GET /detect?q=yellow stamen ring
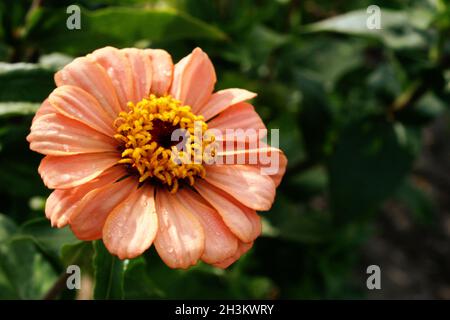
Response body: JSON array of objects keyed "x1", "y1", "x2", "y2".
[{"x1": 113, "y1": 94, "x2": 214, "y2": 193}]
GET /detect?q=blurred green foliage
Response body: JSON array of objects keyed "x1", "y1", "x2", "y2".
[{"x1": 0, "y1": 0, "x2": 449, "y2": 299}]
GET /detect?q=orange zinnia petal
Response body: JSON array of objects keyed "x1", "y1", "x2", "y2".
[
  {"x1": 177, "y1": 189, "x2": 239, "y2": 264},
  {"x1": 145, "y1": 49, "x2": 173, "y2": 97},
  {"x1": 213, "y1": 241, "x2": 254, "y2": 269},
  {"x1": 32, "y1": 99, "x2": 57, "y2": 124},
  {"x1": 122, "y1": 48, "x2": 153, "y2": 103},
  {"x1": 216, "y1": 144, "x2": 288, "y2": 187},
  {"x1": 207, "y1": 102, "x2": 266, "y2": 141},
  {"x1": 154, "y1": 188, "x2": 205, "y2": 269},
  {"x1": 195, "y1": 180, "x2": 261, "y2": 243},
  {"x1": 48, "y1": 85, "x2": 115, "y2": 136},
  {"x1": 205, "y1": 165, "x2": 276, "y2": 211},
  {"x1": 90, "y1": 46, "x2": 134, "y2": 110},
  {"x1": 45, "y1": 166, "x2": 127, "y2": 228},
  {"x1": 69, "y1": 176, "x2": 136, "y2": 240},
  {"x1": 170, "y1": 47, "x2": 216, "y2": 112},
  {"x1": 55, "y1": 56, "x2": 121, "y2": 118},
  {"x1": 199, "y1": 89, "x2": 257, "y2": 121},
  {"x1": 28, "y1": 113, "x2": 117, "y2": 155},
  {"x1": 103, "y1": 184, "x2": 158, "y2": 260},
  {"x1": 38, "y1": 152, "x2": 119, "y2": 189}
]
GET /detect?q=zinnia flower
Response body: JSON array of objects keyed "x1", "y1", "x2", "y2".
[{"x1": 27, "y1": 46, "x2": 287, "y2": 268}]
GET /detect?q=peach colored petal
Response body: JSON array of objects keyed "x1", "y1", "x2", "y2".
[
  {"x1": 195, "y1": 180, "x2": 261, "y2": 243},
  {"x1": 103, "y1": 185, "x2": 158, "y2": 259},
  {"x1": 89, "y1": 47, "x2": 133, "y2": 110},
  {"x1": 38, "y1": 153, "x2": 119, "y2": 189},
  {"x1": 28, "y1": 113, "x2": 118, "y2": 156},
  {"x1": 122, "y1": 48, "x2": 152, "y2": 103},
  {"x1": 207, "y1": 102, "x2": 265, "y2": 141},
  {"x1": 145, "y1": 49, "x2": 173, "y2": 96},
  {"x1": 205, "y1": 165, "x2": 276, "y2": 211},
  {"x1": 170, "y1": 47, "x2": 216, "y2": 111},
  {"x1": 154, "y1": 188, "x2": 205, "y2": 269},
  {"x1": 215, "y1": 144, "x2": 287, "y2": 187},
  {"x1": 177, "y1": 189, "x2": 238, "y2": 264},
  {"x1": 55, "y1": 56, "x2": 121, "y2": 119},
  {"x1": 260, "y1": 147, "x2": 287, "y2": 187},
  {"x1": 45, "y1": 166, "x2": 126, "y2": 228},
  {"x1": 247, "y1": 146, "x2": 288, "y2": 187},
  {"x1": 48, "y1": 85, "x2": 115, "y2": 136},
  {"x1": 46, "y1": 190, "x2": 80, "y2": 229},
  {"x1": 69, "y1": 177, "x2": 136, "y2": 240},
  {"x1": 199, "y1": 89, "x2": 257, "y2": 121},
  {"x1": 213, "y1": 241, "x2": 253, "y2": 269},
  {"x1": 32, "y1": 99, "x2": 57, "y2": 124}
]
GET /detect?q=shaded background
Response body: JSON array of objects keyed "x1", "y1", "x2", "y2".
[{"x1": 0, "y1": 0, "x2": 449, "y2": 299}]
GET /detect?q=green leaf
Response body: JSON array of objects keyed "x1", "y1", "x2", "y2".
[
  {"x1": 124, "y1": 250, "x2": 272, "y2": 299},
  {"x1": 303, "y1": 9, "x2": 431, "y2": 49},
  {"x1": 0, "y1": 120, "x2": 47, "y2": 199},
  {"x1": 0, "y1": 63, "x2": 55, "y2": 102},
  {"x1": 18, "y1": 218, "x2": 79, "y2": 259},
  {"x1": 267, "y1": 112, "x2": 305, "y2": 165},
  {"x1": 278, "y1": 38, "x2": 366, "y2": 92},
  {"x1": 222, "y1": 24, "x2": 289, "y2": 73},
  {"x1": 123, "y1": 257, "x2": 164, "y2": 299},
  {"x1": 0, "y1": 102, "x2": 40, "y2": 118},
  {"x1": 0, "y1": 238, "x2": 57, "y2": 299},
  {"x1": 0, "y1": 214, "x2": 17, "y2": 244},
  {"x1": 328, "y1": 119, "x2": 421, "y2": 222},
  {"x1": 93, "y1": 241, "x2": 124, "y2": 299},
  {"x1": 264, "y1": 194, "x2": 332, "y2": 244},
  {"x1": 38, "y1": 53, "x2": 73, "y2": 70},
  {"x1": 123, "y1": 252, "x2": 232, "y2": 299},
  {"x1": 400, "y1": 92, "x2": 448, "y2": 126},
  {"x1": 284, "y1": 166, "x2": 328, "y2": 200},
  {"x1": 25, "y1": 6, "x2": 228, "y2": 56}
]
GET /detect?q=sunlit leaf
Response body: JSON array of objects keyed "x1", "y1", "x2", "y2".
[
  {"x1": 303, "y1": 9, "x2": 432, "y2": 49},
  {"x1": 25, "y1": 6, "x2": 228, "y2": 56},
  {"x1": 0, "y1": 102, "x2": 40, "y2": 117}
]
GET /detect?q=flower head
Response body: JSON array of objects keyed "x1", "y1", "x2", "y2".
[{"x1": 27, "y1": 46, "x2": 287, "y2": 268}]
